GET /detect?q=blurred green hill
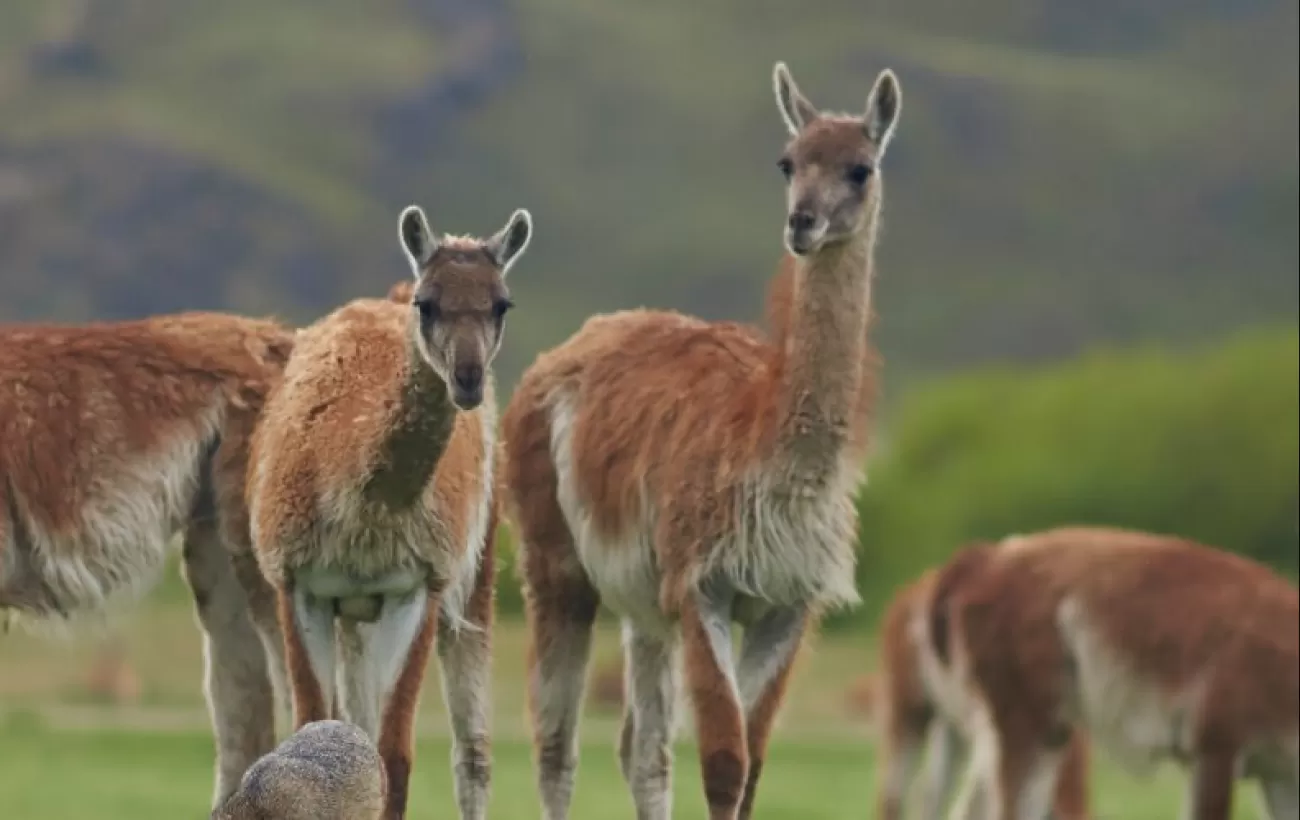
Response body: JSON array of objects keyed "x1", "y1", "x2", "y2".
[{"x1": 0, "y1": 0, "x2": 1296, "y2": 388}]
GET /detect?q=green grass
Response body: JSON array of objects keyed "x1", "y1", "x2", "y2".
[
  {"x1": 0, "y1": 712, "x2": 1268, "y2": 819},
  {"x1": 0, "y1": 577, "x2": 1272, "y2": 819}
]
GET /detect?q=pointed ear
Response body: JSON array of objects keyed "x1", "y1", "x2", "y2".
[
  {"x1": 773, "y1": 61, "x2": 819, "y2": 136},
  {"x1": 398, "y1": 205, "x2": 437, "y2": 277},
  {"x1": 864, "y1": 69, "x2": 902, "y2": 152},
  {"x1": 485, "y1": 208, "x2": 533, "y2": 275}
]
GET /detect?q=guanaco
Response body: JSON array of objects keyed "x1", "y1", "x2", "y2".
[
  {"x1": 248, "y1": 204, "x2": 531, "y2": 820},
  {"x1": 211, "y1": 719, "x2": 387, "y2": 820},
  {"x1": 0, "y1": 310, "x2": 294, "y2": 807},
  {"x1": 501, "y1": 61, "x2": 900, "y2": 820},
  {"x1": 877, "y1": 563, "x2": 1091, "y2": 820},
  {"x1": 930, "y1": 527, "x2": 1298, "y2": 820}
]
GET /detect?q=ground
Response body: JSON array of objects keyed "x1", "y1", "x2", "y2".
[{"x1": 0, "y1": 571, "x2": 1269, "y2": 819}]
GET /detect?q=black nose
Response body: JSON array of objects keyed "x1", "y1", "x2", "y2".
[
  {"x1": 454, "y1": 363, "x2": 483, "y2": 393},
  {"x1": 788, "y1": 211, "x2": 816, "y2": 232}
]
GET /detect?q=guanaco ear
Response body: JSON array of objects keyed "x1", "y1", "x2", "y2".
[
  {"x1": 773, "y1": 61, "x2": 819, "y2": 136},
  {"x1": 398, "y1": 205, "x2": 438, "y2": 277},
  {"x1": 485, "y1": 208, "x2": 533, "y2": 275},
  {"x1": 864, "y1": 69, "x2": 902, "y2": 152}
]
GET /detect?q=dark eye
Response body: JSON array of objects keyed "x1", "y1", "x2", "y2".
[
  {"x1": 413, "y1": 298, "x2": 439, "y2": 323},
  {"x1": 492, "y1": 298, "x2": 514, "y2": 320},
  {"x1": 847, "y1": 163, "x2": 873, "y2": 185},
  {"x1": 777, "y1": 157, "x2": 794, "y2": 180}
]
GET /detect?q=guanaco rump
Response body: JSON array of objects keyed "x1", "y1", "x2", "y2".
[
  {"x1": 501, "y1": 61, "x2": 900, "y2": 820},
  {"x1": 212, "y1": 719, "x2": 387, "y2": 820},
  {"x1": 928, "y1": 527, "x2": 1299, "y2": 820},
  {"x1": 876, "y1": 564, "x2": 1091, "y2": 820},
  {"x1": 248, "y1": 204, "x2": 532, "y2": 820},
  {"x1": 0, "y1": 311, "x2": 294, "y2": 806}
]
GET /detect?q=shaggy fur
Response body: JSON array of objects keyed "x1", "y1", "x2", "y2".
[
  {"x1": 931, "y1": 527, "x2": 1299, "y2": 820},
  {"x1": 876, "y1": 564, "x2": 1090, "y2": 819},
  {"x1": 248, "y1": 205, "x2": 530, "y2": 820},
  {"x1": 0, "y1": 311, "x2": 294, "y2": 807},
  {"x1": 502, "y1": 62, "x2": 900, "y2": 820}
]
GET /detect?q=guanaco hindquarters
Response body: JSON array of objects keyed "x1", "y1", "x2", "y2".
[
  {"x1": 877, "y1": 561, "x2": 1091, "y2": 820},
  {"x1": 0, "y1": 312, "x2": 294, "y2": 807},
  {"x1": 933, "y1": 527, "x2": 1298, "y2": 820}
]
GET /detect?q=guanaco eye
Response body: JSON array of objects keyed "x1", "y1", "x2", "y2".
[
  {"x1": 492, "y1": 298, "x2": 514, "y2": 320},
  {"x1": 847, "y1": 163, "x2": 873, "y2": 185},
  {"x1": 777, "y1": 157, "x2": 794, "y2": 180},
  {"x1": 413, "y1": 298, "x2": 439, "y2": 323}
]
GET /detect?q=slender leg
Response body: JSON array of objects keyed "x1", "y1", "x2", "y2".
[
  {"x1": 999, "y1": 744, "x2": 1066, "y2": 820},
  {"x1": 1050, "y1": 730, "x2": 1091, "y2": 820},
  {"x1": 681, "y1": 587, "x2": 747, "y2": 820},
  {"x1": 230, "y1": 550, "x2": 292, "y2": 734},
  {"x1": 877, "y1": 712, "x2": 927, "y2": 820},
  {"x1": 1257, "y1": 771, "x2": 1299, "y2": 820},
  {"x1": 949, "y1": 712, "x2": 998, "y2": 820},
  {"x1": 735, "y1": 604, "x2": 808, "y2": 819},
  {"x1": 526, "y1": 574, "x2": 599, "y2": 820},
  {"x1": 280, "y1": 586, "x2": 336, "y2": 727},
  {"x1": 920, "y1": 719, "x2": 969, "y2": 819},
  {"x1": 619, "y1": 620, "x2": 680, "y2": 820},
  {"x1": 337, "y1": 591, "x2": 430, "y2": 741},
  {"x1": 365, "y1": 591, "x2": 437, "y2": 820},
  {"x1": 1182, "y1": 748, "x2": 1237, "y2": 820},
  {"x1": 438, "y1": 541, "x2": 496, "y2": 820},
  {"x1": 181, "y1": 521, "x2": 276, "y2": 808}
]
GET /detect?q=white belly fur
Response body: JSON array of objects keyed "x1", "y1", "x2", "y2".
[
  {"x1": 549, "y1": 392, "x2": 861, "y2": 636},
  {"x1": 5, "y1": 405, "x2": 221, "y2": 617},
  {"x1": 1057, "y1": 595, "x2": 1203, "y2": 773}
]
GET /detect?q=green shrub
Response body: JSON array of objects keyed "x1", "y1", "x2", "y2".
[{"x1": 843, "y1": 324, "x2": 1299, "y2": 626}]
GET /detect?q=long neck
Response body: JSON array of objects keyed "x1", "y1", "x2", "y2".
[
  {"x1": 362, "y1": 325, "x2": 458, "y2": 510},
  {"x1": 775, "y1": 222, "x2": 876, "y2": 479}
]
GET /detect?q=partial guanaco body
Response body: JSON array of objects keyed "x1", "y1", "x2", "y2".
[
  {"x1": 248, "y1": 203, "x2": 530, "y2": 820},
  {"x1": 929, "y1": 527, "x2": 1299, "y2": 820},
  {"x1": 0, "y1": 310, "x2": 294, "y2": 806},
  {"x1": 876, "y1": 564, "x2": 1090, "y2": 820},
  {"x1": 211, "y1": 719, "x2": 386, "y2": 820},
  {"x1": 502, "y1": 61, "x2": 900, "y2": 820}
]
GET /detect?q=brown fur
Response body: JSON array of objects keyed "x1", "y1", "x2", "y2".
[
  {"x1": 877, "y1": 564, "x2": 1092, "y2": 819},
  {"x1": 0, "y1": 311, "x2": 294, "y2": 806},
  {"x1": 249, "y1": 206, "x2": 529, "y2": 820},
  {"x1": 0, "y1": 312, "x2": 291, "y2": 615},
  {"x1": 503, "y1": 63, "x2": 901, "y2": 820},
  {"x1": 935, "y1": 527, "x2": 1299, "y2": 820}
]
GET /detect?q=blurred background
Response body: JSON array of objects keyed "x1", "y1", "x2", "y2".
[{"x1": 0, "y1": 1, "x2": 1295, "y2": 818}]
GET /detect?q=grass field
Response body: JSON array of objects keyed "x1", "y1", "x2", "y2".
[{"x1": 0, "y1": 570, "x2": 1269, "y2": 819}]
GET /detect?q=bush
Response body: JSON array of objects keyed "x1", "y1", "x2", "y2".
[{"x1": 842, "y1": 324, "x2": 1299, "y2": 626}]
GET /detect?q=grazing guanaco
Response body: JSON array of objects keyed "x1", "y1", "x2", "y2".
[
  {"x1": 248, "y1": 204, "x2": 531, "y2": 820},
  {"x1": 211, "y1": 719, "x2": 387, "y2": 820},
  {"x1": 877, "y1": 564, "x2": 1090, "y2": 820},
  {"x1": 929, "y1": 527, "x2": 1299, "y2": 820},
  {"x1": 0, "y1": 311, "x2": 294, "y2": 807},
  {"x1": 501, "y1": 61, "x2": 900, "y2": 820}
]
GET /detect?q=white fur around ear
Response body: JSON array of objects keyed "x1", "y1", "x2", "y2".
[
  {"x1": 865, "y1": 69, "x2": 902, "y2": 152},
  {"x1": 398, "y1": 205, "x2": 438, "y2": 277},
  {"x1": 773, "y1": 61, "x2": 819, "y2": 136},
  {"x1": 486, "y1": 208, "x2": 533, "y2": 275}
]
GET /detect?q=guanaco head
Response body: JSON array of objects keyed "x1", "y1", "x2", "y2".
[
  {"x1": 772, "y1": 61, "x2": 902, "y2": 256},
  {"x1": 397, "y1": 205, "x2": 533, "y2": 410}
]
